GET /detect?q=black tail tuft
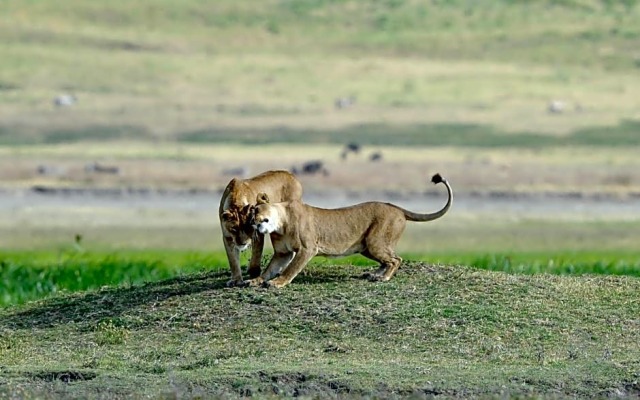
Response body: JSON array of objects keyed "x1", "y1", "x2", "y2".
[{"x1": 431, "y1": 173, "x2": 444, "y2": 184}]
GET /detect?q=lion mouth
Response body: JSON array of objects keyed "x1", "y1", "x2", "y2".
[{"x1": 236, "y1": 243, "x2": 250, "y2": 252}]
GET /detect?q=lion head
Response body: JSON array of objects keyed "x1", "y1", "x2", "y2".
[
  {"x1": 252, "y1": 193, "x2": 281, "y2": 235},
  {"x1": 221, "y1": 204, "x2": 256, "y2": 250}
]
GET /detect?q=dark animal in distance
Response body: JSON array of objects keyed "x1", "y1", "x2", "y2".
[
  {"x1": 222, "y1": 167, "x2": 249, "y2": 178},
  {"x1": 369, "y1": 152, "x2": 383, "y2": 162},
  {"x1": 290, "y1": 160, "x2": 329, "y2": 176},
  {"x1": 85, "y1": 162, "x2": 120, "y2": 175},
  {"x1": 341, "y1": 142, "x2": 362, "y2": 160}
]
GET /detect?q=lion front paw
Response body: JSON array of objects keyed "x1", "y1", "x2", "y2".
[
  {"x1": 242, "y1": 277, "x2": 265, "y2": 287},
  {"x1": 226, "y1": 278, "x2": 244, "y2": 287},
  {"x1": 262, "y1": 277, "x2": 288, "y2": 289}
]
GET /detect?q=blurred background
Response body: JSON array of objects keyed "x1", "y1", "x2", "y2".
[{"x1": 1, "y1": 0, "x2": 640, "y2": 255}]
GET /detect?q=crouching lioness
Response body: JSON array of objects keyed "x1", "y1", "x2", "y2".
[
  {"x1": 219, "y1": 170, "x2": 302, "y2": 286},
  {"x1": 244, "y1": 174, "x2": 452, "y2": 288}
]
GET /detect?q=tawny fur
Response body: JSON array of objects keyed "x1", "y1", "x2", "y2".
[
  {"x1": 245, "y1": 174, "x2": 453, "y2": 288},
  {"x1": 219, "y1": 170, "x2": 302, "y2": 286}
]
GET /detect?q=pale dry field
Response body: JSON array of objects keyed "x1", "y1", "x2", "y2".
[
  {"x1": 2, "y1": 142, "x2": 640, "y2": 194},
  {"x1": 2, "y1": 143, "x2": 639, "y2": 253}
]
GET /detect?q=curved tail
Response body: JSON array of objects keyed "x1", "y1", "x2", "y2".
[{"x1": 402, "y1": 173, "x2": 453, "y2": 222}]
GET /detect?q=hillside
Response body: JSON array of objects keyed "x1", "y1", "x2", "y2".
[
  {"x1": 1, "y1": 262, "x2": 639, "y2": 398},
  {"x1": 1, "y1": 0, "x2": 640, "y2": 145}
]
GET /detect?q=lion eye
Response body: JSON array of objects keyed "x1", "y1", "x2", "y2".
[{"x1": 263, "y1": 218, "x2": 269, "y2": 223}]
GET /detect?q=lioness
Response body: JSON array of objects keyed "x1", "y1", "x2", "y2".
[
  {"x1": 244, "y1": 173, "x2": 452, "y2": 288},
  {"x1": 219, "y1": 170, "x2": 302, "y2": 286}
]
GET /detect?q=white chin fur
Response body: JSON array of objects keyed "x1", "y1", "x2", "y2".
[
  {"x1": 257, "y1": 222, "x2": 275, "y2": 235},
  {"x1": 237, "y1": 243, "x2": 250, "y2": 252}
]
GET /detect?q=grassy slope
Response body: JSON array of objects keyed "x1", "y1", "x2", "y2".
[
  {"x1": 2, "y1": 249, "x2": 640, "y2": 307},
  {"x1": 1, "y1": 263, "x2": 639, "y2": 398}
]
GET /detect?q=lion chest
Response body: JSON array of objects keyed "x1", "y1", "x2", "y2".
[{"x1": 270, "y1": 234, "x2": 297, "y2": 254}]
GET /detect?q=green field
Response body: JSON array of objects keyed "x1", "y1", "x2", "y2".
[{"x1": 2, "y1": 0, "x2": 640, "y2": 145}]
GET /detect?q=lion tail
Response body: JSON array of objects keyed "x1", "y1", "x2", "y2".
[{"x1": 402, "y1": 173, "x2": 453, "y2": 222}]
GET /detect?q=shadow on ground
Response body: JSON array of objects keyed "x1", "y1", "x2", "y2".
[
  {"x1": 0, "y1": 264, "x2": 371, "y2": 330},
  {"x1": 0, "y1": 270, "x2": 230, "y2": 330}
]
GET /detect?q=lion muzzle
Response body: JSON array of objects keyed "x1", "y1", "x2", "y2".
[{"x1": 255, "y1": 218, "x2": 276, "y2": 235}]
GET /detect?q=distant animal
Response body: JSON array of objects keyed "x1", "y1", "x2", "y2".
[
  {"x1": 346, "y1": 142, "x2": 361, "y2": 153},
  {"x1": 219, "y1": 170, "x2": 303, "y2": 286},
  {"x1": 53, "y1": 94, "x2": 77, "y2": 107},
  {"x1": 334, "y1": 96, "x2": 356, "y2": 110},
  {"x1": 73, "y1": 234, "x2": 84, "y2": 252},
  {"x1": 341, "y1": 142, "x2": 362, "y2": 159},
  {"x1": 84, "y1": 162, "x2": 120, "y2": 174},
  {"x1": 302, "y1": 160, "x2": 324, "y2": 174},
  {"x1": 36, "y1": 164, "x2": 64, "y2": 176},
  {"x1": 547, "y1": 100, "x2": 565, "y2": 114},
  {"x1": 222, "y1": 166, "x2": 249, "y2": 178},
  {"x1": 369, "y1": 152, "x2": 383, "y2": 162},
  {"x1": 243, "y1": 173, "x2": 453, "y2": 288},
  {"x1": 291, "y1": 160, "x2": 329, "y2": 176}
]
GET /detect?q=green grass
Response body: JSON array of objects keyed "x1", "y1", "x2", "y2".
[
  {"x1": 3, "y1": 0, "x2": 639, "y2": 68},
  {"x1": 2, "y1": 0, "x2": 640, "y2": 145},
  {"x1": 2, "y1": 119, "x2": 640, "y2": 147},
  {"x1": 0, "y1": 262, "x2": 639, "y2": 398},
  {"x1": 177, "y1": 119, "x2": 640, "y2": 147},
  {"x1": 0, "y1": 251, "x2": 224, "y2": 307},
  {"x1": 419, "y1": 251, "x2": 640, "y2": 277},
  {"x1": 0, "y1": 125, "x2": 151, "y2": 146},
  {"x1": 2, "y1": 250, "x2": 639, "y2": 308}
]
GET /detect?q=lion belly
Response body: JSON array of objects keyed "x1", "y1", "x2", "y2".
[{"x1": 317, "y1": 243, "x2": 364, "y2": 257}]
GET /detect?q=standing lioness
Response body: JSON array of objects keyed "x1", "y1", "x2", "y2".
[
  {"x1": 219, "y1": 170, "x2": 302, "y2": 286},
  {"x1": 244, "y1": 173, "x2": 452, "y2": 288}
]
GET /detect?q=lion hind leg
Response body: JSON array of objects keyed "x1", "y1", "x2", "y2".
[
  {"x1": 361, "y1": 218, "x2": 405, "y2": 281},
  {"x1": 362, "y1": 246, "x2": 402, "y2": 282},
  {"x1": 360, "y1": 250, "x2": 386, "y2": 279},
  {"x1": 378, "y1": 255, "x2": 403, "y2": 281}
]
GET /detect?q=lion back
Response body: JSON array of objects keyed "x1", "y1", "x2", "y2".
[{"x1": 250, "y1": 170, "x2": 303, "y2": 203}]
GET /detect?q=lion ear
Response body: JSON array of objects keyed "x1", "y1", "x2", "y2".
[
  {"x1": 256, "y1": 192, "x2": 270, "y2": 205},
  {"x1": 240, "y1": 204, "x2": 253, "y2": 217},
  {"x1": 221, "y1": 210, "x2": 234, "y2": 221}
]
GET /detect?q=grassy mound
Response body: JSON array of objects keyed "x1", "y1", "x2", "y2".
[{"x1": 1, "y1": 262, "x2": 639, "y2": 398}]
